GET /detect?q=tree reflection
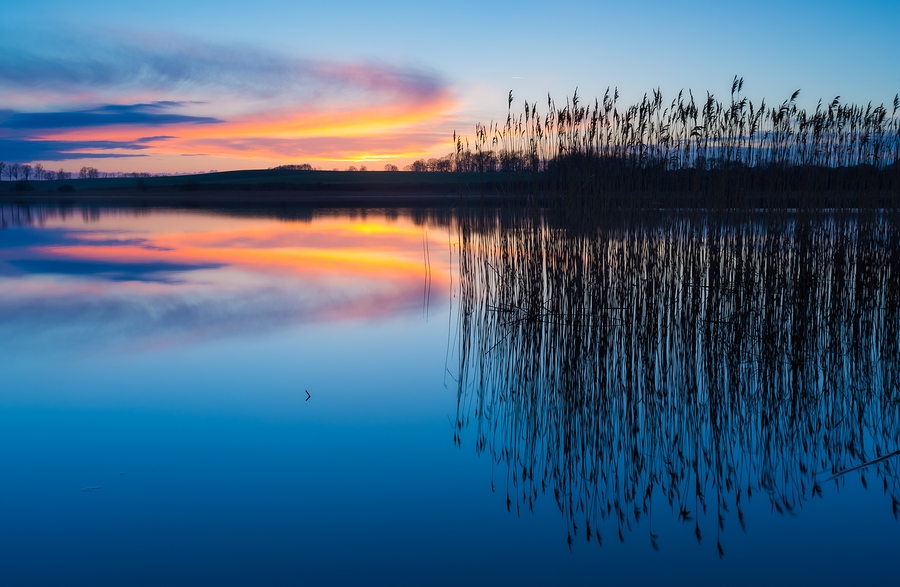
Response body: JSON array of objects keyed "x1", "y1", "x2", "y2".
[{"x1": 452, "y1": 208, "x2": 900, "y2": 554}]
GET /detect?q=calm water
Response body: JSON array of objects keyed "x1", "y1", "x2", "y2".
[{"x1": 0, "y1": 205, "x2": 897, "y2": 585}]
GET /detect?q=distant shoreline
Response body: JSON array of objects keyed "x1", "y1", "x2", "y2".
[
  {"x1": 0, "y1": 187, "x2": 463, "y2": 208},
  {"x1": 0, "y1": 169, "x2": 480, "y2": 208},
  {"x1": 1, "y1": 167, "x2": 897, "y2": 210}
]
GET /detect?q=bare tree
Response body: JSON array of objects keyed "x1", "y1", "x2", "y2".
[
  {"x1": 0, "y1": 162, "x2": 5, "y2": 181},
  {"x1": 21, "y1": 165, "x2": 32, "y2": 181},
  {"x1": 8, "y1": 163, "x2": 20, "y2": 181},
  {"x1": 383, "y1": 164, "x2": 399, "y2": 171},
  {"x1": 425, "y1": 156, "x2": 452, "y2": 172},
  {"x1": 79, "y1": 166, "x2": 100, "y2": 179},
  {"x1": 57, "y1": 168, "x2": 70, "y2": 180},
  {"x1": 33, "y1": 163, "x2": 44, "y2": 180}
]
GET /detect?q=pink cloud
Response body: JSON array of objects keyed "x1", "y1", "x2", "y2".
[{"x1": 0, "y1": 33, "x2": 459, "y2": 169}]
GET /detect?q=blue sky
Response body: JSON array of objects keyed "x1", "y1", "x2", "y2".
[{"x1": 1, "y1": 0, "x2": 897, "y2": 172}]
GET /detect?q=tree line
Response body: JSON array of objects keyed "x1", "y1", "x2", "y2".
[
  {"x1": 0, "y1": 155, "x2": 525, "y2": 183},
  {"x1": 403, "y1": 153, "x2": 521, "y2": 173},
  {"x1": 275, "y1": 161, "x2": 465, "y2": 172},
  {"x1": 0, "y1": 163, "x2": 162, "y2": 182}
]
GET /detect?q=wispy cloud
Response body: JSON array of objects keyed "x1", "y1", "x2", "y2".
[
  {"x1": 0, "y1": 103, "x2": 221, "y2": 131},
  {"x1": 0, "y1": 33, "x2": 449, "y2": 110},
  {"x1": 0, "y1": 34, "x2": 456, "y2": 167},
  {"x1": 181, "y1": 129, "x2": 453, "y2": 161},
  {"x1": 0, "y1": 137, "x2": 171, "y2": 161}
]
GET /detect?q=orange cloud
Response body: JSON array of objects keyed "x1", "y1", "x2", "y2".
[
  {"x1": 27, "y1": 99, "x2": 457, "y2": 164},
  {"x1": 0, "y1": 35, "x2": 461, "y2": 170}
]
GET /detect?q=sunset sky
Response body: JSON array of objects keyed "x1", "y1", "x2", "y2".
[{"x1": 1, "y1": 0, "x2": 897, "y2": 174}]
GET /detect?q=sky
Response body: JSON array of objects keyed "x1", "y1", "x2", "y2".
[{"x1": 1, "y1": 0, "x2": 897, "y2": 174}]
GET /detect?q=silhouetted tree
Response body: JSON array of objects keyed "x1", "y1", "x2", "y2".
[
  {"x1": 273, "y1": 164, "x2": 314, "y2": 171},
  {"x1": 427, "y1": 156, "x2": 452, "y2": 172},
  {"x1": 8, "y1": 163, "x2": 20, "y2": 181},
  {"x1": 383, "y1": 164, "x2": 399, "y2": 171},
  {"x1": 33, "y1": 163, "x2": 44, "y2": 180},
  {"x1": 56, "y1": 168, "x2": 70, "y2": 180},
  {"x1": 21, "y1": 165, "x2": 32, "y2": 182},
  {"x1": 0, "y1": 162, "x2": 5, "y2": 181}
]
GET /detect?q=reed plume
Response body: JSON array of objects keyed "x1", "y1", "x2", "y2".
[{"x1": 454, "y1": 78, "x2": 900, "y2": 214}]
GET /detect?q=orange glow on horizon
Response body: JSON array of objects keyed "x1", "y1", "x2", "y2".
[{"x1": 24, "y1": 92, "x2": 460, "y2": 170}]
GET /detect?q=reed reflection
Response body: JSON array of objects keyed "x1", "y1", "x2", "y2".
[{"x1": 452, "y1": 208, "x2": 900, "y2": 554}]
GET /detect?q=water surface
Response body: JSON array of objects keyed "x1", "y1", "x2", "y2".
[{"x1": 1, "y1": 205, "x2": 897, "y2": 585}]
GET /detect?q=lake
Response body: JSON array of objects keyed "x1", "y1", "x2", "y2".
[{"x1": 1, "y1": 204, "x2": 897, "y2": 585}]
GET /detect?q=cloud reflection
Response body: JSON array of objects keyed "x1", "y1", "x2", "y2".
[
  {"x1": 0, "y1": 207, "x2": 450, "y2": 352},
  {"x1": 5, "y1": 259, "x2": 223, "y2": 283}
]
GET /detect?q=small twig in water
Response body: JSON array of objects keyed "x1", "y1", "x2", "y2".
[{"x1": 827, "y1": 449, "x2": 900, "y2": 481}]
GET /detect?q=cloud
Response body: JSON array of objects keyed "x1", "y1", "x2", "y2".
[
  {"x1": 0, "y1": 102, "x2": 216, "y2": 160},
  {"x1": 182, "y1": 130, "x2": 453, "y2": 160},
  {"x1": 0, "y1": 137, "x2": 170, "y2": 161},
  {"x1": 0, "y1": 103, "x2": 221, "y2": 131},
  {"x1": 0, "y1": 33, "x2": 457, "y2": 166},
  {"x1": 0, "y1": 34, "x2": 448, "y2": 108}
]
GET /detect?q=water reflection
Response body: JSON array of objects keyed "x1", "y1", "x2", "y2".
[
  {"x1": 5, "y1": 201, "x2": 899, "y2": 566},
  {"x1": 0, "y1": 204, "x2": 453, "y2": 352},
  {"x1": 452, "y1": 208, "x2": 900, "y2": 554}
]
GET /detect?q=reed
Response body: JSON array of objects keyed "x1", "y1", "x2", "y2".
[{"x1": 454, "y1": 79, "x2": 900, "y2": 214}]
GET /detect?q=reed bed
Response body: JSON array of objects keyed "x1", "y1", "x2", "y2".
[
  {"x1": 454, "y1": 78, "x2": 900, "y2": 213},
  {"x1": 451, "y1": 206, "x2": 900, "y2": 553}
]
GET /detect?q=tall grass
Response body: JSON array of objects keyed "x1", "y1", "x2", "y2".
[{"x1": 454, "y1": 78, "x2": 900, "y2": 212}]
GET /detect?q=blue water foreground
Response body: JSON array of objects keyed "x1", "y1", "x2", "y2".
[{"x1": 0, "y1": 205, "x2": 896, "y2": 585}]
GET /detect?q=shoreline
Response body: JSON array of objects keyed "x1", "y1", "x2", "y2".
[
  {"x1": 4, "y1": 188, "x2": 896, "y2": 209},
  {"x1": 0, "y1": 187, "x2": 466, "y2": 209}
]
